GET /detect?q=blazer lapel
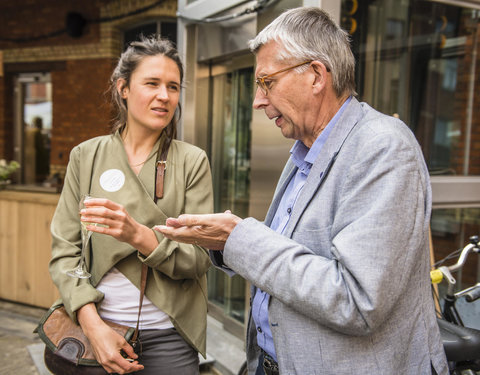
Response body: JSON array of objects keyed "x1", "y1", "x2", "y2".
[{"x1": 283, "y1": 97, "x2": 364, "y2": 237}]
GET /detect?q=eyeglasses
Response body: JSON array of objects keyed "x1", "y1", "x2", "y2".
[{"x1": 255, "y1": 60, "x2": 313, "y2": 96}]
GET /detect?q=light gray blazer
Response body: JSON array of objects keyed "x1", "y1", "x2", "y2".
[{"x1": 221, "y1": 98, "x2": 448, "y2": 374}]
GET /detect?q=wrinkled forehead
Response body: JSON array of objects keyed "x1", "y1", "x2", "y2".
[{"x1": 254, "y1": 41, "x2": 284, "y2": 77}]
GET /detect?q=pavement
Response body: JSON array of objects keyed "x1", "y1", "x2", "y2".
[{"x1": 0, "y1": 299, "x2": 245, "y2": 375}]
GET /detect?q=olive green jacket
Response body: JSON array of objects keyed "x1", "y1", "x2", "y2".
[{"x1": 49, "y1": 132, "x2": 213, "y2": 356}]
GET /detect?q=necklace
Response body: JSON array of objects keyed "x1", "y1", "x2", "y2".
[{"x1": 129, "y1": 153, "x2": 153, "y2": 167}]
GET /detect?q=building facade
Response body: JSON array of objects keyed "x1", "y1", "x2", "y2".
[{"x1": 0, "y1": 0, "x2": 479, "y2": 354}]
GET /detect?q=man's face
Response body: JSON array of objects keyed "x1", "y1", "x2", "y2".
[{"x1": 253, "y1": 41, "x2": 315, "y2": 146}]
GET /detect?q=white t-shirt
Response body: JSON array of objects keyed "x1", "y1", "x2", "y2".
[{"x1": 96, "y1": 267, "x2": 173, "y2": 330}]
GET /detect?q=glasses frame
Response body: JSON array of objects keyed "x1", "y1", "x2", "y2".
[{"x1": 255, "y1": 60, "x2": 313, "y2": 96}]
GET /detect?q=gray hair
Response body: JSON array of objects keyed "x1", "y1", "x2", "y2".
[
  {"x1": 248, "y1": 7, "x2": 356, "y2": 98},
  {"x1": 109, "y1": 35, "x2": 183, "y2": 139}
]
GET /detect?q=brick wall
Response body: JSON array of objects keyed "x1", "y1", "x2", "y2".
[
  {"x1": 51, "y1": 58, "x2": 115, "y2": 167},
  {"x1": 0, "y1": 0, "x2": 177, "y2": 177}
]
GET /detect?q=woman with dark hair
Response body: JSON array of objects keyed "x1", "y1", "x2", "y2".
[{"x1": 48, "y1": 35, "x2": 213, "y2": 374}]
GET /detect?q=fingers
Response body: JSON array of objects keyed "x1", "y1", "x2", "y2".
[
  {"x1": 102, "y1": 352, "x2": 144, "y2": 374},
  {"x1": 83, "y1": 198, "x2": 121, "y2": 210},
  {"x1": 165, "y1": 213, "x2": 220, "y2": 227},
  {"x1": 121, "y1": 342, "x2": 138, "y2": 360}
]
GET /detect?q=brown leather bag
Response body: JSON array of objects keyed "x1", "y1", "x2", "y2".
[
  {"x1": 36, "y1": 263, "x2": 147, "y2": 374},
  {"x1": 38, "y1": 305, "x2": 135, "y2": 374}
]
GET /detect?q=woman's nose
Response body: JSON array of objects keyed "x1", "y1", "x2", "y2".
[{"x1": 156, "y1": 85, "x2": 169, "y2": 100}]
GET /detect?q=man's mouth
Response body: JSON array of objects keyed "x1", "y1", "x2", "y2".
[{"x1": 274, "y1": 115, "x2": 282, "y2": 126}]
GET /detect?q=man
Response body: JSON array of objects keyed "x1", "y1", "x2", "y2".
[{"x1": 155, "y1": 7, "x2": 448, "y2": 375}]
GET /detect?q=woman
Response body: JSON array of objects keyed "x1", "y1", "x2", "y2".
[{"x1": 48, "y1": 36, "x2": 213, "y2": 374}]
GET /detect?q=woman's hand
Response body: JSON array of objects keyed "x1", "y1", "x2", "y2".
[
  {"x1": 80, "y1": 198, "x2": 158, "y2": 256},
  {"x1": 78, "y1": 303, "x2": 143, "y2": 374}
]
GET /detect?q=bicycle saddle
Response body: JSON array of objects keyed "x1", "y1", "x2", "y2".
[{"x1": 438, "y1": 318, "x2": 480, "y2": 362}]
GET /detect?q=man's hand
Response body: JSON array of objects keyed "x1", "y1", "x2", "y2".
[{"x1": 154, "y1": 211, "x2": 242, "y2": 250}]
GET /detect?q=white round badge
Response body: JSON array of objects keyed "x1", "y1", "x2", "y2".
[{"x1": 99, "y1": 169, "x2": 125, "y2": 192}]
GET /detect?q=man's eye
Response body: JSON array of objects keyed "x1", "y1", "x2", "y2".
[{"x1": 264, "y1": 80, "x2": 273, "y2": 89}]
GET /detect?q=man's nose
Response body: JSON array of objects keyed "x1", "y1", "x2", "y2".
[{"x1": 252, "y1": 87, "x2": 268, "y2": 109}]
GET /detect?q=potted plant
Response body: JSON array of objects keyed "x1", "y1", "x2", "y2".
[{"x1": 0, "y1": 159, "x2": 20, "y2": 189}]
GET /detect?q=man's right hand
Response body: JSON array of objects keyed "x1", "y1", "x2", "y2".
[{"x1": 154, "y1": 211, "x2": 242, "y2": 250}]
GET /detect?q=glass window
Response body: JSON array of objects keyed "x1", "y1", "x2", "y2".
[
  {"x1": 208, "y1": 67, "x2": 253, "y2": 326},
  {"x1": 431, "y1": 207, "x2": 480, "y2": 328},
  {"x1": 123, "y1": 20, "x2": 177, "y2": 49},
  {"x1": 13, "y1": 73, "x2": 52, "y2": 186},
  {"x1": 342, "y1": 0, "x2": 480, "y2": 176}
]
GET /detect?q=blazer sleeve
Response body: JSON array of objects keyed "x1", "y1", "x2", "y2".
[{"x1": 223, "y1": 124, "x2": 431, "y2": 336}]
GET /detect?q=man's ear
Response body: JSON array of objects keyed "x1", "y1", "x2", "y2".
[
  {"x1": 311, "y1": 61, "x2": 329, "y2": 94},
  {"x1": 116, "y1": 79, "x2": 128, "y2": 99}
]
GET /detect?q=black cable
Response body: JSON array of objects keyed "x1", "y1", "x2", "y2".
[
  {"x1": 89, "y1": 0, "x2": 165, "y2": 24},
  {"x1": 0, "y1": 0, "x2": 165, "y2": 43},
  {"x1": 0, "y1": 29, "x2": 67, "y2": 43},
  {"x1": 433, "y1": 248, "x2": 463, "y2": 268}
]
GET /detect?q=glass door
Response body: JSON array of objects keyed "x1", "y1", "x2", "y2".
[
  {"x1": 207, "y1": 64, "x2": 254, "y2": 336},
  {"x1": 13, "y1": 73, "x2": 52, "y2": 186}
]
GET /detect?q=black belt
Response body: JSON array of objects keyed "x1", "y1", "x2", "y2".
[{"x1": 262, "y1": 350, "x2": 279, "y2": 375}]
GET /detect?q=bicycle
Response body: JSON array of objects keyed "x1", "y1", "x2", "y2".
[{"x1": 431, "y1": 235, "x2": 480, "y2": 374}]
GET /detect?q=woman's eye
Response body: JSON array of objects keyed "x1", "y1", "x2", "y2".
[
  {"x1": 169, "y1": 85, "x2": 180, "y2": 92},
  {"x1": 146, "y1": 82, "x2": 157, "y2": 86}
]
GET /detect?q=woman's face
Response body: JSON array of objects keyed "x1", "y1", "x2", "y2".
[{"x1": 120, "y1": 54, "x2": 181, "y2": 135}]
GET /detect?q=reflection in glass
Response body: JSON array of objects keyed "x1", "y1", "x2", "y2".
[
  {"x1": 342, "y1": 0, "x2": 480, "y2": 176},
  {"x1": 21, "y1": 77, "x2": 52, "y2": 185},
  {"x1": 431, "y1": 208, "x2": 480, "y2": 329},
  {"x1": 208, "y1": 67, "x2": 253, "y2": 324}
]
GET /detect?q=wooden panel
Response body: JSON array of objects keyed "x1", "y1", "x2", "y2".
[
  {"x1": 0, "y1": 199, "x2": 19, "y2": 302},
  {"x1": 0, "y1": 191, "x2": 60, "y2": 308}
]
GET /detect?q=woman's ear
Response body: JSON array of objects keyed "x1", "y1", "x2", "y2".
[
  {"x1": 116, "y1": 79, "x2": 128, "y2": 99},
  {"x1": 310, "y1": 61, "x2": 329, "y2": 94}
]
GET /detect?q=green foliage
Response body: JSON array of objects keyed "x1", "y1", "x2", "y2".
[{"x1": 0, "y1": 159, "x2": 20, "y2": 181}]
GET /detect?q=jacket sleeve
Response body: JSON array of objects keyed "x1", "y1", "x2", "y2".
[
  {"x1": 49, "y1": 146, "x2": 104, "y2": 322},
  {"x1": 223, "y1": 126, "x2": 431, "y2": 336},
  {"x1": 139, "y1": 149, "x2": 214, "y2": 280}
]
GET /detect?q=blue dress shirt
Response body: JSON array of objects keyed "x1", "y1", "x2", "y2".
[{"x1": 251, "y1": 97, "x2": 351, "y2": 361}]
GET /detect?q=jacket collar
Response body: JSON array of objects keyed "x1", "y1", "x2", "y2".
[{"x1": 264, "y1": 97, "x2": 364, "y2": 234}]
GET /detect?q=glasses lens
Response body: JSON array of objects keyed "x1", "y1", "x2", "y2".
[{"x1": 256, "y1": 78, "x2": 268, "y2": 95}]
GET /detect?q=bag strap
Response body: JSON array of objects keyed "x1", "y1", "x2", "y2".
[
  {"x1": 131, "y1": 133, "x2": 172, "y2": 344},
  {"x1": 155, "y1": 135, "x2": 172, "y2": 200},
  {"x1": 131, "y1": 263, "x2": 148, "y2": 344}
]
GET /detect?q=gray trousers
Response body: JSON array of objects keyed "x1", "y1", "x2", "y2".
[{"x1": 132, "y1": 328, "x2": 199, "y2": 375}]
